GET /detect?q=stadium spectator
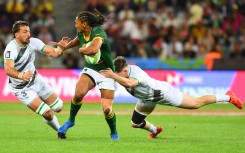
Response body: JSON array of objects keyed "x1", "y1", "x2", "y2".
[
  {"x1": 62, "y1": 52, "x2": 79, "y2": 69},
  {"x1": 100, "y1": 56, "x2": 243, "y2": 138},
  {"x1": 1, "y1": 0, "x2": 245, "y2": 68},
  {"x1": 204, "y1": 44, "x2": 222, "y2": 70}
]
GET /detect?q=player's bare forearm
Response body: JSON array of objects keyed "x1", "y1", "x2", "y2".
[
  {"x1": 4, "y1": 64, "x2": 20, "y2": 79},
  {"x1": 79, "y1": 46, "x2": 98, "y2": 55},
  {"x1": 43, "y1": 45, "x2": 63, "y2": 58},
  {"x1": 65, "y1": 37, "x2": 79, "y2": 50},
  {"x1": 100, "y1": 69, "x2": 138, "y2": 88},
  {"x1": 4, "y1": 61, "x2": 33, "y2": 81},
  {"x1": 111, "y1": 74, "x2": 136, "y2": 88},
  {"x1": 79, "y1": 38, "x2": 102, "y2": 55}
]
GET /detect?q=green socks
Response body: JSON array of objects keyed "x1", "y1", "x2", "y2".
[
  {"x1": 105, "y1": 111, "x2": 118, "y2": 134},
  {"x1": 68, "y1": 99, "x2": 82, "y2": 122}
]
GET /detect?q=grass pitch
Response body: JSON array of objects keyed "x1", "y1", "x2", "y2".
[{"x1": 0, "y1": 102, "x2": 244, "y2": 153}]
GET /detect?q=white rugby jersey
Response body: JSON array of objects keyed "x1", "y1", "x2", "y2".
[
  {"x1": 126, "y1": 65, "x2": 166, "y2": 102},
  {"x1": 4, "y1": 38, "x2": 45, "y2": 89}
]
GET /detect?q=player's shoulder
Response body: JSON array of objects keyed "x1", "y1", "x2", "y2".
[
  {"x1": 30, "y1": 37, "x2": 42, "y2": 43},
  {"x1": 130, "y1": 65, "x2": 142, "y2": 71},
  {"x1": 5, "y1": 40, "x2": 17, "y2": 52},
  {"x1": 92, "y1": 26, "x2": 106, "y2": 36}
]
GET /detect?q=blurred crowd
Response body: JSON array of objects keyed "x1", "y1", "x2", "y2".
[
  {"x1": 0, "y1": 0, "x2": 56, "y2": 68},
  {"x1": 85, "y1": 0, "x2": 245, "y2": 60},
  {"x1": 0, "y1": 0, "x2": 245, "y2": 69}
]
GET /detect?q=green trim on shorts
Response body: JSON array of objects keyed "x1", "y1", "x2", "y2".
[{"x1": 37, "y1": 103, "x2": 45, "y2": 114}]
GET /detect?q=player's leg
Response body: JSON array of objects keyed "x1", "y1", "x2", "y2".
[
  {"x1": 42, "y1": 92, "x2": 63, "y2": 132},
  {"x1": 12, "y1": 88, "x2": 58, "y2": 132},
  {"x1": 44, "y1": 92, "x2": 63, "y2": 113},
  {"x1": 131, "y1": 102, "x2": 163, "y2": 138},
  {"x1": 29, "y1": 97, "x2": 60, "y2": 131},
  {"x1": 35, "y1": 75, "x2": 64, "y2": 132},
  {"x1": 100, "y1": 89, "x2": 118, "y2": 140},
  {"x1": 58, "y1": 74, "x2": 94, "y2": 137},
  {"x1": 179, "y1": 91, "x2": 242, "y2": 109},
  {"x1": 161, "y1": 83, "x2": 242, "y2": 109}
]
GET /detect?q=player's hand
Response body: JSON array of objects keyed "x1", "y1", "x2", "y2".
[
  {"x1": 22, "y1": 70, "x2": 34, "y2": 82},
  {"x1": 99, "y1": 68, "x2": 114, "y2": 78},
  {"x1": 51, "y1": 37, "x2": 70, "y2": 50}
]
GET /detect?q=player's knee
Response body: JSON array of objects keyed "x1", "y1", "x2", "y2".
[
  {"x1": 103, "y1": 108, "x2": 111, "y2": 116},
  {"x1": 36, "y1": 102, "x2": 52, "y2": 120},
  {"x1": 131, "y1": 120, "x2": 146, "y2": 128},
  {"x1": 49, "y1": 98, "x2": 63, "y2": 113},
  {"x1": 131, "y1": 109, "x2": 147, "y2": 128}
]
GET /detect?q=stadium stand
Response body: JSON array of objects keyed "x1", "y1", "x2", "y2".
[{"x1": 0, "y1": 0, "x2": 244, "y2": 70}]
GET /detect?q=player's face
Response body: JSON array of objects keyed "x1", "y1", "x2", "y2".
[
  {"x1": 15, "y1": 26, "x2": 31, "y2": 45},
  {"x1": 75, "y1": 17, "x2": 85, "y2": 32}
]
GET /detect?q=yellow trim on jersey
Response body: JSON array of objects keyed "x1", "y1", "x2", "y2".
[{"x1": 93, "y1": 36, "x2": 104, "y2": 42}]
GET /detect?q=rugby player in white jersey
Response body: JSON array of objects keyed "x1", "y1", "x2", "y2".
[
  {"x1": 3, "y1": 21, "x2": 68, "y2": 135},
  {"x1": 100, "y1": 56, "x2": 243, "y2": 138}
]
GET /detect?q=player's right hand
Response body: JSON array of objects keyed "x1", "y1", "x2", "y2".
[{"x1": 22, "y1": 71, "x2": 34, "y2": 82}]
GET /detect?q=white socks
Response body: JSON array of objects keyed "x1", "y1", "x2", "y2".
[
  {"x1": 44, "y1": 115, "x2": 60, "y2": 131},
  {"x1": 149, "y1": 124, "x2": 157, "y2": 134},
  {"x1": 215, "y1": 95, "x2": 230, "y2": 103}
]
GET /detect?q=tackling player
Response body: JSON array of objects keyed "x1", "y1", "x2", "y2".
[
  {"x1": 4, "y1": 21, "x2": 66, "y2": 135},
  {"x1": 100, "y1": 56, "x2": 243, "y2": 138}
]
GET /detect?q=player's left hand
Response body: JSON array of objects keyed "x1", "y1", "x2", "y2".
[{"x1": 51, "y1": 37, "x2": 70, "y2": 50}]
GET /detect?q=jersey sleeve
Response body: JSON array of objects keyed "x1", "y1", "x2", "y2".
[
  {"x1": 30, "y1": 38, "x2": 46, "y2": 52},
  {"x1": 91, "y1": 28, "x2": 107, "y2": 42},
  {"x1": 129, "y1": 66, "x2": 147, "y2": 85},
  {"x1": 4, "y1": 44, "x2": 17, "y2": 62}
]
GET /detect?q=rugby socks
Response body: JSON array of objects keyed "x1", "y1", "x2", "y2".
[
  {"x1": 105, "y1": 111, "x2": 118, "y2": 134},
  {"x1": 149, "y1": 124, "x2": 157, "y2": 134},
  {"x1": 44, "y1": 115, "x2": 60, "y2": 131},
  {"x1": 68, "y1": 99, "x2": 82, "y2": 122},
  {"x1": 215, "y1": 95, "x2": 230, "y2": 103}
]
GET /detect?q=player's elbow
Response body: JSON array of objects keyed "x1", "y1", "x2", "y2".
[
  {"x1": 124, "y1": 82, "x2": 134, "y2": 88},
  {"x1": 4, "y1": 66, "x2": 12, "y2": 76}
]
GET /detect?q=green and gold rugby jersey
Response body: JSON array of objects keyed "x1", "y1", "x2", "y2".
[{"x1": 77, "y1": 26, "x2": 115, "y2": 72}]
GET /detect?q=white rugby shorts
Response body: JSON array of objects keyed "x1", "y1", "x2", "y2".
[
  {"x1": 81, "y1": 67, "x2": 115, "y2": 90},
  {"x1": 10, "y1": 74, "x2": 54, "y2": 106}
]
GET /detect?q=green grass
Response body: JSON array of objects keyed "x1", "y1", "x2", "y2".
[{"x1": 0, "y1": 102, "x2": 244, "y2": 153}]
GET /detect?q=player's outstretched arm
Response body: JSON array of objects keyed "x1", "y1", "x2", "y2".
[
  {"x1": 100, "y1": 68, "x2": 139, "y2": 88},
  {"x1": 51, "y1": 37, "x2": 79, "y2": 51},
  {"x1": 44, "y1": 37, "x2": 72, "y2": 58}
]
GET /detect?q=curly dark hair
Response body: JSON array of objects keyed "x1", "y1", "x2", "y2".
[{"x1": 77, "y1": 9, "x2": 106, "y2": 27}]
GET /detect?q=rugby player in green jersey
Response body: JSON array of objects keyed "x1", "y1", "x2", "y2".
[{"x1": 53, "y1": 9, "x2": 118, "y2": 140}]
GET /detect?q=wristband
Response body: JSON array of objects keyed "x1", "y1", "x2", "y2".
[{"x1": 18, "y1": 72, "x2": 24, "y2": 79}]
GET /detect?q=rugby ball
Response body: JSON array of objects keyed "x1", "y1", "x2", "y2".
[{"x1": 84, "y1": 41, "x2": 101, "y2": 64}]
